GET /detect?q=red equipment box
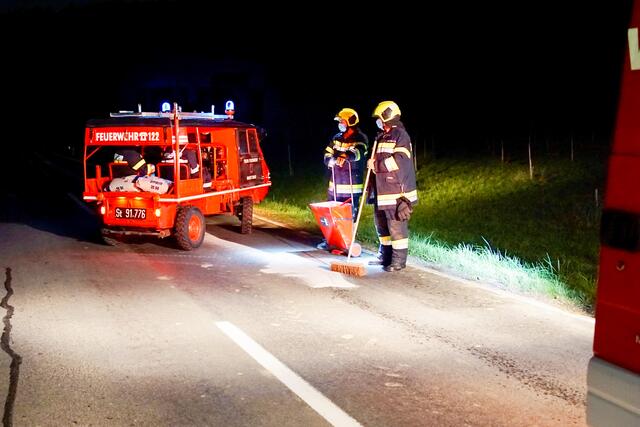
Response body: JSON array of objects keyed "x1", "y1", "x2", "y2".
[{"x1": 309, "y1": 201, "x2": 361, "y2": 257}]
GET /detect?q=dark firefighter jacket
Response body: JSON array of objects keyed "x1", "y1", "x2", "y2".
[
  {"x1": 114, "y1": 149, "x2": 148, "y2": 176},
  {"x1": 369, "y1": 120, "x2": 418, "y2": 210},
  {"x1": 323, "y1": 128, "x2": 368, "y2": 197}
]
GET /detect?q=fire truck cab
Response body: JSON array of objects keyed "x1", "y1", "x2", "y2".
[
  {"x1": 586, "y1": 2, "x2": 640, "y2": 424},
  {"x1": 82, "y1": 102, "x2": 271, "y2": 250}
]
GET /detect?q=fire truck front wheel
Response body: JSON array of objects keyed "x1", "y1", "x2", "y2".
[{"x1": 174, "y1": 206, "x2": 205, "y2": 250}]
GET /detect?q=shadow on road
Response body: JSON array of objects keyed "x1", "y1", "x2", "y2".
[
  {"x1": 0, "y1": 189, "x2": 105, "y2": 245},
  {"x1": 0, "y1": 156, "x2": 103, "y2": 245}
]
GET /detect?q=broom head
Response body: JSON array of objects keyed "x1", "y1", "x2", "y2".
[{"x1": 330, "y1": 260, "x2": 366, "y2": 277}]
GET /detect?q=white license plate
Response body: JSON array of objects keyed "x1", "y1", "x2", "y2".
[{"x1": 115, "y1": 207, "x2": 146, "y2": 219}]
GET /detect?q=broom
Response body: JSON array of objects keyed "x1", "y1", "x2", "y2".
[{"x1": 330, "y1": 139, "x2": 378, "y2": 276}]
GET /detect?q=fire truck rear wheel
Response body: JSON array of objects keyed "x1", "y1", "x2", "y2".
[
  {"x1": 175, "y1": 206, "x2": 205, "y2": 250},
  {"x1": 240, "y1": 196, "x2": 253, "y2": 234}
]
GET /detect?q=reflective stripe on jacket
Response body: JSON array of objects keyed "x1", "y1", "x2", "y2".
[
  {"x1": 324, "y1": 128, "x2": 368, "y2": 196},
  {"x1": 370, "y1": 121, "x2": 418, "y2": 209}
]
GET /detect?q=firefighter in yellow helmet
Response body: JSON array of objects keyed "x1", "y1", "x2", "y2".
[
  {"x1": 317, "y1": 107, "x2": 369, "y2": 250},
  {"x1": 367, "y1": 101, "x2": 418, "y2": 271}
]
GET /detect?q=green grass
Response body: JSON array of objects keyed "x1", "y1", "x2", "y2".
[{"x1": 256, "y1": 154, "x2": 604, "y2": 313}]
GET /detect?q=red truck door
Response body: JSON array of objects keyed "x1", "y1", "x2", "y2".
[{"x1": 237, "y1": 128, "x2": 265, "y2": 188}]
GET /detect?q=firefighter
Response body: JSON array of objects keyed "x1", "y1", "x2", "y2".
[
  {"x1": 113, "y1": 149, "x2": 155, "y2": 176},
  {"x1": 162, "y1": 147, "x2": 200, "y2": 178},
  {"x1": 367, "y1": 101, "x2": 418, "y2": 271},
  {"x1": 317, "y1": 107, "x2": 369, "y2": 250}
]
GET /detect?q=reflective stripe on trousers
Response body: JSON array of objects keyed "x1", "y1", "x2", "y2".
[{"x1": 374, "y1": 207, "x2": 409, "y2": 265}]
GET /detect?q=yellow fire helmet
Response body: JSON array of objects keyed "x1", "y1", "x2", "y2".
[
  {"x1": 334, "y1": 108, "x2": 359, "y2": 127},
  {"x1": 372, "y1": 101, "x2": 401, "y2": 122}
]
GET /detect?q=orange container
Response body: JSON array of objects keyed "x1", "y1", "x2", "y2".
[{"x1": 309, "y1": 201, "x2": 360, "y2": 256}]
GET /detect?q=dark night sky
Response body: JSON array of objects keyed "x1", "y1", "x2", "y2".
[{"x1": 0, "y1": 0, "x2": 633, "y2": 164}]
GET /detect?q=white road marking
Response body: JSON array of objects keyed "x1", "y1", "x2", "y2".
[
  {"x1": 257, "y1": 212, "x2": 593, "y2": 321},
  {"x1": 413, "y1": 262, "x2": 595, "y2": 323},
  {"x1": 216, "y1": 321, "x2": 362, "y2": 427}
]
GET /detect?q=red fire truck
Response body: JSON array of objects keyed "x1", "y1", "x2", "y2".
[
  {"x1": 82, "y1": 102, "x2": 271, "y2": 250},
  {"x1": 586, "y1": 2, "x2": 640, "y2": 424}
]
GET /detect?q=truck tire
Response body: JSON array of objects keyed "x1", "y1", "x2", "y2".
[
  {"x1": 240, "y1": 196, "x2": 253, "y2": 234},
  {"x1": 174, "y1": 206, "x2": 205, "y2": 250}
]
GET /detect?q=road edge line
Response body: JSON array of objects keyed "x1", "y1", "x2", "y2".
[{"x1": 252, "y1": 213, "x2": 594, "y2": 322}]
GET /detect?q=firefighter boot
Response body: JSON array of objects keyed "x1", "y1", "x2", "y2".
[
  {"x1": 384, "y1": 249, "x2": 408, "y2": 272},
  {"x1": 368, "y1": 245, "x2": 392, "y2": 266}
]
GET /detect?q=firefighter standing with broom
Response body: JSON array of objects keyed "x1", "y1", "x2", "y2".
[
  {"x1": 367, "y1": 101, "x2": 418, "y2": 271},
  {"x1": 317, "y1": 108, "x2": 369, "y2": 250}
]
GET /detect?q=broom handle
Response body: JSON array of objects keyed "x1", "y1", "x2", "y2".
[
  {"x1": 347, "y1": 139, "x2": 378, "y2": 260},
  {"x1": 331, "y1": 159, "x2": 337, "y2": 202},
  {"x1": 348, "y1": 160, "x2": 354, "y2": 205}
]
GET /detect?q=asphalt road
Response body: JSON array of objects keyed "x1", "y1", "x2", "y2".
[{"x1": 0, "y1": 153, "x2": 594, "y2": 426}]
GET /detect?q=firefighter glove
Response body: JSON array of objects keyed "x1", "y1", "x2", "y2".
[
  {"x1": 395, "y1": 196, "x2": 413, "y2": 221},
  {"x1": 327, "y1": 158, "x2": 336, "y2": 168}
]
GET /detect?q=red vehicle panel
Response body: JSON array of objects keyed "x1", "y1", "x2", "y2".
[
  {"x1": 586, "y1": 4, "x2": 640, "y2": 425},
  {"x1": 593, "y1": 1, "x2": 640, "y2": 375}
]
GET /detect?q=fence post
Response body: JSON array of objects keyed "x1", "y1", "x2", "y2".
[
  {"x1": 528, "y1": 135, "x2": 533, "y2": 180},
  {"x1": 570, "y1": 133, "x2": 574, "y2": 162}
]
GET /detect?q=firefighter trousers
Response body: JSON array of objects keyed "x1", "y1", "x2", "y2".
[{"x1": 373, "y1": 206, "x2": 409, "y2": 267}]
